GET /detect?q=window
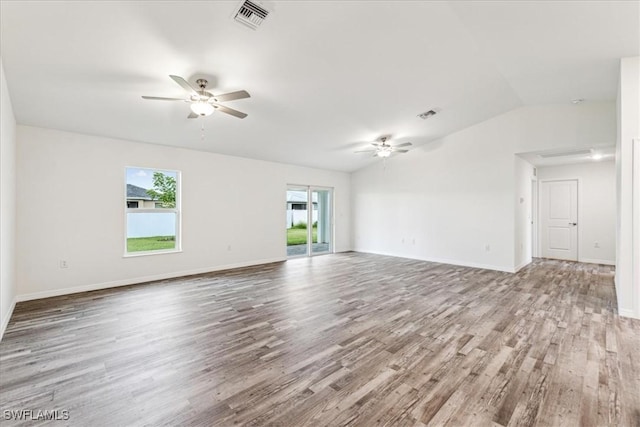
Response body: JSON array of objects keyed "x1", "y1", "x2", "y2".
[{"x1": 125, "y1": 167, "x2": 180, "y2": 255}]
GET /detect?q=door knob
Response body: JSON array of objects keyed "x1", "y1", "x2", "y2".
[{"x1": 569, "y1": 222, "x2": 577, "y2": 226}]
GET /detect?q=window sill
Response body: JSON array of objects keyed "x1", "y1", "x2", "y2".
[{"x1": 123, "y1": 249, "x2": 183, "y2": 258}]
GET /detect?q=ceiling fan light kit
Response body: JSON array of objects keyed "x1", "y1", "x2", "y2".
[
  {"x1": 190, "y1": 101, "x2": 215, "y2": 116},
  {"x1": 354, "y1": 136, "x2": 412, "y2": 159}
]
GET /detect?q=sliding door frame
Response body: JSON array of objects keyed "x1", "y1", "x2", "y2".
[{"x1": 286, "y1": 184, "x2": 334, "y2": 258}]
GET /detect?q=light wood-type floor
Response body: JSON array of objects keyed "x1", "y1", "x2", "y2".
[{"x1": 1, "y1": 253, "x2": 639, "y2": 426}]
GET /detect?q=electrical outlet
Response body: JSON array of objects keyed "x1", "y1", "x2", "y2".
[
  {"x1": 227, "y1": 245, "x2": 232, "y2": 251},
  {"x1": 594, "y1": 242, "x2": 600, "y2": 248},
  {"x1": 484, "y1": 244, "x2": 491, "y2": 252},
  {"x1": 412, "y1": 238, "x2": 416, "y2": 245},
  {"x1": 59, "y1": 260, "x2": 68, "y2": 269}
]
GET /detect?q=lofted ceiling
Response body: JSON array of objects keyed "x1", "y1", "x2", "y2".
[{"x1": 1, "y1": 1, "x2": 638, "y2": 172}]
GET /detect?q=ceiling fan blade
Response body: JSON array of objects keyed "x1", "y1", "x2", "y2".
[
  {"x1": 394, "y1": 142, "x2": 412, "y2": 147},
  {"x1": 142, "y1": 96, "x2": 186, "y2": 101},
  {"x1": 394, "y1": 149, "x2": 409, "y2": 153},
  {"x1": 169, "y1": 75, "x2": 199, "y2": 96},
  {"x1": 371, "y1": 142, "x2": 382, "y2": 146},
  {"x1": 354, "y1": 150, "x2": 376, "y2": 153},
  {"x1": 188, "y1": 112, "x2": 198, "y2": 119},
  {"x1": 213, "y1": 90, "x2": 250, "y2": 102},
  {"x1": 213, "y1": 104, "x2": 248, "y2": 119}
]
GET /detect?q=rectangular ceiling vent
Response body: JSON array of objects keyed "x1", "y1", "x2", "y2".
[
  {"x1": 418, "y1": 110, "x2": 437, "y2": 120},
  {"x1": 233, "y1": 0, "x2": 270, "y2": 30},
  {"x1": 538, "y1": 149, "x2": 591, "y2": 159}
]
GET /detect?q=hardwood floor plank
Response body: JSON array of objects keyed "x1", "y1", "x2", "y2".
[{"x1": 0, "y1": 254, "x2": 638, "y2": 426}]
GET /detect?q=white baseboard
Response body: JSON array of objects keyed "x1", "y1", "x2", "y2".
[
  {"x1": 424, "y1": 256, "x2": 516, "y2": 273},
  {"x1": 16, "y1": 257, "x2": 287, "y2": 302},
  {"x1": 579, "y1": 258, "x2": 616, "y2": 266},
  {"x1": 1, "y1": 297, "x2": 17, "y2": 342},
  {"x1": 353, "y1": 249, "x2": 515, "y2": 273},
  {"x1": 619, "y1": 308, "x2": 640, "y2": 319}
]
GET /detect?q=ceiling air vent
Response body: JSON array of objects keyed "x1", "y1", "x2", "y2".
[
  {"x1": 539, "y1": 149, "x2": 591, "y2": 159},
  {"x1": 418, "y1": 110, "x2": 437, "y2": 120},
  {"x1": 233, "y1": 0, "x2": 269, "y2": 30}
]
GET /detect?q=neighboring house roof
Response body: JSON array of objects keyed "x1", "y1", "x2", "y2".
[
  {"x1": 127, "y1": 184, "x2": 155, "y2": 201},
  {"x1": 286, "y1": 191, "x2": 318, "y2": 203}
]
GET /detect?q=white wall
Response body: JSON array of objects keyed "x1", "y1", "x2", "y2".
[
  {"x1": 514, "y1": 156, "x2": 535, "y2": 270},
  {"x1": 0, "y1": 58, "x2": 17, "y2": 339},
  {"x1": 352, "y1": 102, "x2": 616, "y2": 273},
  {"x1": 616, "y1": 57, "x2": 640, "y2": 319},
  {"x1": 352, "y1": 132, "x2": 515, "y2": 271},
  {"x1": 537, "y1": 160, "x2": 616, "y2": 265},
  {"x1": 16, "y1": 126, "x2": 351, "y2": 299}
]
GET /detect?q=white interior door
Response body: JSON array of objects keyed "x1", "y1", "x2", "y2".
[{"x1": 540, "y1": 180, "x2": 578, "y2": 261}]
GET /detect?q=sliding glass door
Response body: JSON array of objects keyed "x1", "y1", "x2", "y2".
[
  {"x1": 286, "y1": 186, "x2": 333, "y2": 257},
  {"x1": 311, "y1": 188, "x2": 332, "y2": 255},
  {"x1": 286, "y1": 187, "x2": 309, "y2": 257}
]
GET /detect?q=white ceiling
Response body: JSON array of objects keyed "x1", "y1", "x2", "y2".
[{"x1": 1, "y1": 1, "x2": 638, "y2": 172}]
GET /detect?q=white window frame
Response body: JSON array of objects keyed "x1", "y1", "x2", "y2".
[{"x1": 124, "y1": 166, "x2": 182, "y2": 257}]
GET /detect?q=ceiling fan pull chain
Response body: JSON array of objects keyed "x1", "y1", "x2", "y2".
[{"x1": 201, "y1": 120, "x2": 205, "y2": 141}]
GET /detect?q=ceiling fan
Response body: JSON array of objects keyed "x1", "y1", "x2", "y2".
[
  {"x1": 355, "y1": 136, "x2": 412, "y2": 158},
  {"x1": 142, "y1": 75, "x2": 250, "y2": 119}
]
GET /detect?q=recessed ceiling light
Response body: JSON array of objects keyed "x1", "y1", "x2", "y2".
[
  {"x1": 591, "y1": 153, "x2": 603, "y2": 160},
  {"x1": 571, "y1": 98, "x2": 585, "y2": 104}
]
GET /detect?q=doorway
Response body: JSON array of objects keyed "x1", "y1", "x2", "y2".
[
  {"x1": 286, "y1": 186, "x2": 333, "y2": 257},
  {"x1": 540, "y1": 179, "x2": 578, "y2": 261}
]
